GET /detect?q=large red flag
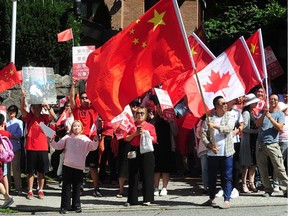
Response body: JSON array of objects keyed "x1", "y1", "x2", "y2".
[
  {"x1": 246, "y1": 28, "x2": 267, "y2": 80},
  {"x1": 57, "y1": 28, "x2": 73, "y2": 42},
  {"x1": 162, "y1": 32, "x2": 215, "y2": 105},
  {"x1": 86, "y1": 0, "x2": 192, "y2": 121},
  {"x1": 184, "y1": 37, "x2": 262, "y2": 117},
  {"x1": 0, "y1": 62, "x2": 22, "y2": 93}
]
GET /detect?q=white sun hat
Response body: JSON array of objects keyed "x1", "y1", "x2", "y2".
[{"x1": 243, "y1": 93, "x2": 261, "y2": 107}]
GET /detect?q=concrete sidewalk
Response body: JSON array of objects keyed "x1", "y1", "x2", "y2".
[{"x1": 4, "y1": 176, "x2": 288, "y2": 214}]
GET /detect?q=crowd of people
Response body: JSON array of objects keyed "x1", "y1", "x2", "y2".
[{"x1": 0, "y1": 83, "x2": 287, "y2": 213}]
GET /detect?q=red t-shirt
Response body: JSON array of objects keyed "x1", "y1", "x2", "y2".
[
  {"x1": 72, "y1": 104, "x2": 98, "y2": 136},
  {"x1": 102, "y1": 121, "x2": 114, "y2": 137},
  {"x1": 23, "y1": 113, "x2": 50, "y2": 151},
  {"x1": 125, "y1": 121, "x2": 157, "y2": 147}
]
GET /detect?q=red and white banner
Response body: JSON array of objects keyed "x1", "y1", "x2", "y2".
[
  {"x1": 72, "y1": 46, "x2": 95, "y2": 80},
  {"x1": 154, "y1": 88, "x2": 176, "y2": 120}
]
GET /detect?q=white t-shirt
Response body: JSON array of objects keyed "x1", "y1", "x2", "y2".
[
  {"x1": 208, "y1": 116, "x2": 226, "y2": 156},
  {"x1": 228, "y1": 108, "x2": 243, "y2": 143}
]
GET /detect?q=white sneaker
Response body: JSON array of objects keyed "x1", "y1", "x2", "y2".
[
  {"x1": 274, "y1": 185, "x2": 280, "y2": 192},
  {"x1": 160, "y1": 188, "x2": 168, "y2": 196},
  {"x1": 215, "y1": 189, "x2": 224, "y2": 197},
  {"x1": 154, "y1": 188, "x2": 159, "y2": 196},
  {"x1": 231, "y1": 188, "x2": 239, "y2": 199}
]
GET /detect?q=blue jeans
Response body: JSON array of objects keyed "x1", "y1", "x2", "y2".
[
  {"x1": 200, "y1": 154, "x2": 209, "y2": 189},
  {"x1": 208, "y1": 156, "x2": 233, "y2": 201}
]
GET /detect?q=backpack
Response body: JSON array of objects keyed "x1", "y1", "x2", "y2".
[{"x1": 0, "y1": 134, "x2": 14, "y2": 163}]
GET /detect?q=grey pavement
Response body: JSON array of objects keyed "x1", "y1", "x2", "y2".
[{"x1": 4, "y1": 176, "x2": 288, "y2": 215}]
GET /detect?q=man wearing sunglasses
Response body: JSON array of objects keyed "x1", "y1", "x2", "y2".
[
  {"x1": 70, "y1": 79, "x2": 101, "y2": 197},
  {"x1": 201, "y1": 95, "x2": 235, "y2": 209}
]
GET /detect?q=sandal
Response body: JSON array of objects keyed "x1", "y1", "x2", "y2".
[
  {"x1": 248, "y1": 182, "x2": 258, "y2": 193},
  {"x1": 241, "y1": 183, "x2": 250, "y2": 193},
  {"x1": 116, "y1": 193, "x2": 124, "y2": 198}
]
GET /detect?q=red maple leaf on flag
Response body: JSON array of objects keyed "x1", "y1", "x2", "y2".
[{"x1": 202, "y1": 70, "x2": 231, "y2": 96}]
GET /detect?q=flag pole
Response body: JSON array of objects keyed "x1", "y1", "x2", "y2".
[
  {"x1": 172, "y1": 0, "x2": 217, "y2": 149},
  {"x1": 10, "y1": 0, "x2": 17, "y2": 63}
]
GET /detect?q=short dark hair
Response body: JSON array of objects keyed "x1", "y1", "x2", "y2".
[
  {"x1": 0, "y1": 113, "x2": 4, "y2": 125},
  {"x1": 213, "y1": 96, "x2": 223, "y2": 107},
  {"x1": 0, "y1": 96, "x2": 4, "y2": 103},
  {"x1": 8, "y1": 105, "x2": 18, "y2": 116}
]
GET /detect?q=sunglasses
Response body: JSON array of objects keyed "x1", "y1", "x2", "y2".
[
  {"x1": 136, "y1": 112, "x2": 145, "y2": 115},
  {"x1": 218, "y1": 102, "x2": 227, "y2": 106},
  {"x1": 81, "y1": 97, "x2": 88, "y2": 100}
]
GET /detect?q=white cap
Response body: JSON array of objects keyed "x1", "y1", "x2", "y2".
[{"x1": 243, "y1": 93, "x2": 261, "y2": 107}]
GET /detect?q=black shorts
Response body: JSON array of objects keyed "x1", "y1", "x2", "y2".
[
  {"x1": 26, "y1": 150, "x2": 49, "y2": 175},
  {"x1": 85, "y1": 149, "x2": 99, "y2": 168}
]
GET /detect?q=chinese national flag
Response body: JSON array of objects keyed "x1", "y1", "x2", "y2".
[
  {"x1": 86, "y1": 0, "x2": 192, "y2": 121},
  {"x1": 57, "y1": 28, "x2": 73, "y2": 42},
  {"x1": 0, "y1": 62, "x2": 22, "y2": 93},
  {"x1": 184, "y1": 37, "x2": 261, "y2": 117},
  {"x1": 246, "y1": 28, "x2": 267, "y2": 79},
  {"x1": 162, "y1": 32, "x2": 215, "y2": 105}
]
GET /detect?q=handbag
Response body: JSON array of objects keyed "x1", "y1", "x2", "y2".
[
  {"x1": 140, "y1": 131, "x2": 154, "y2": 154},
  {"x1": 127, "y1": 151, "x2": 137, "y2": 159}
]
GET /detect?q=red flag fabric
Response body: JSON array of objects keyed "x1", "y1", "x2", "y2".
[
  {"x1": 86, "y1": 0, "x2": 192, "y2": 121},
  {"x1": 57, "y1": 28, "x2": 73, "y2": 42},
  {"x1": 162, "y1": 32, "x2": 215, "y2": 105},
  {"x1": 0, "y1": 62, "x2": 22, "y2": 93},
  {"x1": 56, "y1": 110, "x2": 68, "y2": 126},
  {"x1": 246, "y1": 29, "x2": 267, "y2": 80},
  {"x1": 184, "y1": 37, "x2": 261, "y2": 117}
]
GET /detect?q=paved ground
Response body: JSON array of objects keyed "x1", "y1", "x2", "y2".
[{"x1": 2, "y1": 175, "x2": 287, "y2": 215}]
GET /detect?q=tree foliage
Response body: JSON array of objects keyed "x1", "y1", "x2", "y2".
[
  {"x1": 0, "y1": 0, "x2": 81, "y2": 75},
  {"x1": 204, "y1": 0, "x2": 287, "y2": 55}
]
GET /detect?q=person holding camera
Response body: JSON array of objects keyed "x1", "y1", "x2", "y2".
[{"x1": 124, "y1": 107, "x2": 157, "y2": 206}]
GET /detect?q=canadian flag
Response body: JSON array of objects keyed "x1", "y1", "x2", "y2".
[
  {"x1": 56, "y1": 109, "x2": 68, "y2": 126},
  {"x1": 57, "y1": 28, "x2": 73, "y2": 42},
  {"x1": 58, "y1": 96, "x2": 70, "y2": 108},
  {"x1": 246, "y1": 28, "x2": 267, "y2": 80},
  {"x1": 184, "y1": 36, "x2": 262, "y2": 117},
  {"x1": 162, "y1": 32, "x2": 215, "y2": 105},
  {"x1": 111, "y1": 105, "x2": 135, "y2": 140}
]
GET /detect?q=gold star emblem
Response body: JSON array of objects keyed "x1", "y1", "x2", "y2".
[
  {"x1": 129, "y1": 28, "x2": 135, "y2": 34},
  {"x1": 142, "y1": 42, "x2": 147, "y2": 48},
  {"x1": 9, "y1": 69, "x2": 14, "y2": 75},
  {"x1": 148, "y1": 9, "x2": 166, "y2": 31},
  {"x1": 136, "y1": 19, "x2": 140, "y2": 24},
  {"x1": 191, "y1": 47, "x2": 197, "y2": 55},
  {"x1": 250, "y1": 43, "x2": 256, "y2": 54},
  {"x1": 133, "y1": 38, "x2": 139, "y2": 45}
]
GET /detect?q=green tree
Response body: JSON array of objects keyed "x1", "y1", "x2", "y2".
[
  {"x1": 204, "y1": 0, "x2": 287, "y2": 55},
  {"x1": 0, "y1": 0, "x2": 81, "y2": 75}
]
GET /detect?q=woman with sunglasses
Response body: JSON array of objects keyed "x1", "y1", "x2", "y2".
[{"x1": 124, "y1": 107, "x2": 157, "y2": 206}]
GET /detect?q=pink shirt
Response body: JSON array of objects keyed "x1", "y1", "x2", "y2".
[{"x1": 51, "y1": 134, "x2": 98, "y2": 170}]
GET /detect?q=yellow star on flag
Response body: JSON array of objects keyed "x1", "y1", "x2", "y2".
[
  {"x1": 129, "y1": 29, "x2": 135, "y2": 34},
  {"x1": 191, "y1": 47, "x2": 197, "y2": 55},
  {"x1": 9, "y1": 69, "x2": 14, "y2": 75},
  {"x1": 133, "y1": 38, "x2": 139, "y2": 45},
  {"x1": 142, "y1": 42, "x2": 147, "y2": 48},
  {"x1": 148, "y1": 9, "x2": 166, "y2": 31},
  {"x1": 250, "y1": 43, "x2": 256, "y2": 54}
]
